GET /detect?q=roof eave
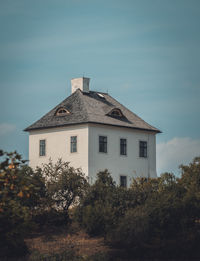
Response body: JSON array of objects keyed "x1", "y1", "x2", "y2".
[{"x1": 24, "y1": 121, "x2": 161, "y2": 134}]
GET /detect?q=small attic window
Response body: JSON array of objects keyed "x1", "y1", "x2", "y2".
[
  {"x1": 56, "y1": 108, "x2": 70, "y2": 116},
  {"x1": 109, "y1": 108, "x2": 123, "y2": 117}
]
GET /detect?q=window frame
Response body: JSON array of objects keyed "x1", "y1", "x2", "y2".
[
  {"x1": 120, "y1": 138, "x2": 127, "y2": 156},
  {"x1": 99, "y1": 135, "x2": 107, "y2": 153},
  {"x1": 70, "y1": 136, "x2": 77, "y2": 153},
  {"x1": 56, "y1": 107, "x2": 70, "y2": 116},
  {"x1": 108, "y1": 108, "x2": 124, "y2": 118},
  {"x1": 39, "y1": 139, "x2": 46, "y2": 157},
  {"x1": 139, "y1": 140, "x2": 147, "y2": 158},
  {"x1": 120, "y1": 175, "x2": 127, "y2": 188}
]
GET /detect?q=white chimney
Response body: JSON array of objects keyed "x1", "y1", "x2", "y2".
[{"x1": 71, "y1": 77, "x2": 90, "y2": 94}]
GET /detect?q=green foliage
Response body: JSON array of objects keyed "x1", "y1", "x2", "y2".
[
  {"x1": 1, "y1": 150, "x2": 200, "y2": 259},
  {"x1": 33, "y1": 209, "x2": 67, "y2": 229},
  {"x1": 107, "y1": 206, "x2": 150, "y2": 251},
  {"x1": 77, "y1": 158, "x2": 200, "y2": 258},
  {"x1": 0, "y1": 150, "x2": 45, "y2": 257},
  {"x1": 39, "y1": 159, "x2": 88, "y2": 219},
  {"x1": 106, "y1": 162, "x2": 200, "y2": 258},
  {"x1": 76, "y1": 170, "x2": 117, "y2": 236}
]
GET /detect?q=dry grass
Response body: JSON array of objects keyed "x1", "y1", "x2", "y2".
[{"x1": 25, "y1": 225, "x2": 109, "y2": 257}]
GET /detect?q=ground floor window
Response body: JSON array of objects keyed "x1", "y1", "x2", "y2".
[
  {"x1": 120, "y1": 175, "x2": 127, "y2": 188},
  {"x1": 139, "y1": 141, "x2": 147, "y2": 158},
  {"x1": 71, "y1": 136, "x2": 77, "y2": 153}
]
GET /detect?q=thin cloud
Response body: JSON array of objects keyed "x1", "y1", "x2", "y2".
[
  {"x1": 157, "y1": 137, "x2": 200, "y2": 175},
  {"x1": 0, "y1": 123, "x2": 16, "y2": 136}
]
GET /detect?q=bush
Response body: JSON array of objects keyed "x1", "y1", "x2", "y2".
[
  {"x1": 75, "y1": 170, "x2": 117, "y2": 236},
  {"x1": 106, "y1": 206, "x2": 150, "y2": 251},
  {"x1": 107, "y1": 170, "x2": 200, "y2": 258},
  {"x1": 0, "y1": 150, "x2": 45, "y2": 258},
  {"x1": 76, "y1": 160, "x2": 200, "y2": 258},
  {"x1": 32, "y1": 209, "x2": 68, "y2": 229}
]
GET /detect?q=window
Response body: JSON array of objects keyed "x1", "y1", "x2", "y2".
[
  {"x1": 120, "y1": 175, "x2": 127, "y2": 188},
  {"x1": 120, "y1": 138, "x2": 127, "y2": 155},
  {"x1": 109, "y1": 108, "x2": 123, "y2": 117},
  {"x1": 99, "y1": 136, "x2": 107, "y2": 153},
  {"x1": 56, "y1": 107, "x2": 70, "y2": 116},
  {"x1": 111, "y1": 109, "x2": 122, "y2": 117},
  {"x1": 139, "y1": 141, "x2": 147, "y2": 158},
  {"x1": 39, "y1": 140, "x2": 46, "y2": 156},
  {"x1": 71, "y1": 136, "x2": 77, "y2": 153}
]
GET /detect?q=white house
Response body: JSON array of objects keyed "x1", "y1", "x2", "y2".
[{"x1": 25, "y1": 77, "x2": 161, "y2": 187}]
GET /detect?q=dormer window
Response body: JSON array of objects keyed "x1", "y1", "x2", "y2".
[
  {"x1": 109, "y1": 108, "x2": 123, "y2": 117},
  {"x1": 56, "y1": 108, "x2": 70, "y2": 116}
]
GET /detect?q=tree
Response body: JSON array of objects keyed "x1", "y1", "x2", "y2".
[
  {"x1": 40, "y1": 159, "x2": 88, "y2": 219},
  {"x1": 76, "y1": 170, "x2": 118, "y2": 236},
  {"x1": 107, "y1": 162, "x2": 200, "y2": 258},
  {"x1": 0, "y1": 150, "x2": 45, "y2": 257}
]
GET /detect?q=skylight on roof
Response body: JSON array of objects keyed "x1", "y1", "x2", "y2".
[{"x1": 97, "y1": 93, "x2": 105, "y2": 98}]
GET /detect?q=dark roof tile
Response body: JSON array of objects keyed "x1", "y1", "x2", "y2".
[{"x1": 24, "y1": 89, "x2": 161, "y2": 133}]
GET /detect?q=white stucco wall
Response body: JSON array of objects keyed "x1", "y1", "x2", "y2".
[
  {"x1": 29, "y1": 124, "x2": 89, "y2": 176},
  {"x1": 88, "y1": 124, "x2": 157, "y2": 186},
  {"x1": 28, "y1": 123, "x2": 157, "y2": 186}
]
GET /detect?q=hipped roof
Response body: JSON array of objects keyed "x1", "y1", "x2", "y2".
[{"x1": 24, "y1": 90, "x2": 161, "y2": 133}]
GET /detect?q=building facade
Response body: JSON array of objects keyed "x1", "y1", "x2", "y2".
[{"x1": 25, "y1": 77, "x2": 161, "y2": 186}]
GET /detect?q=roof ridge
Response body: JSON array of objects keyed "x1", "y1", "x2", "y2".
[
  {"x1": 24, "y1": 90, "x2": 84, "y2": 131},
  {"x1": 89, "y1": 90, "x2": 108, "y2": 95},
  {"x1": 76, "y1": 89, "x2": 90, "y2": 121}
]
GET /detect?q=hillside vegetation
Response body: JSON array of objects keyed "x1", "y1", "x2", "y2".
[{"x1": 0, "y1": 150, "x2": 200, "y2": 260}]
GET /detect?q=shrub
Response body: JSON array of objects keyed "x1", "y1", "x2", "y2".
[
  {"x1": 106, "y1": 206, "x2": 150, "y2": 252},
  {"x1": 32, "y1": 209, "x2": 68, "y2": 229},
  {"x1": 0, "y1": 150, "x2": 45, "y2": 258},
  {"x1": 75, "y1": 170, "x2": 117, "y2": 236},
  {"x1": 107, "y1": 169, "x2": 200, "y2": 258}
]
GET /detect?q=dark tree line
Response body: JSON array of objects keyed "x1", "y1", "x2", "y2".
[
  {"x1": 1, "y1": 149, "x2": 200, "y2": 259},
  {"x1": 76, "y1": 158, "x2": 200, "y2": 258}
]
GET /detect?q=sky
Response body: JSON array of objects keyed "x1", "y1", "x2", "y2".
[{"x1": 0, "y1": 0, "x2": 200, "y2": 175}]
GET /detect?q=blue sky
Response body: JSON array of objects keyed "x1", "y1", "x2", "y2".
[{"x1": 0, "y1": 0, "x2": 200, "y2": 175}]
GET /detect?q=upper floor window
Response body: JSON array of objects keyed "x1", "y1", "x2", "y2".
[
  {"x1": 139, "y1": 141, "x2": 147, "y2": 158},
  {"x1": 120, "y1": 175, "x2": 127, "y2": 188},
  {"x1": 99, "y1": 136, "x2": 107, "y2": 153},
  {"x1": 39, "y1": 139, "x2": 46, "y2": 156},
  {"x1": 56, "y1": 107, "x2": 70, "y2": 116},
  {"x1": 71, "y1": 136, "x2": 77, "y2": 153},
  {"x1": 120, "y1": 138, "x2": 127, "y2": 155}
]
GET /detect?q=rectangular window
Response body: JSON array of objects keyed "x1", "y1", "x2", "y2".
[
  {"x1": 120, "y1": 138, "x2": 127, "y2": 155},
  {"x1": 139, "y1": 141, "x2": 147, "y2": 158},
  {"x1": 39, "y1": 140, "x2": 46, "y2": 156},
  {"x1": 71, "y1": 136, "x2": 77, "y2": 153},
  {"x1": 99, "y1": 136, "x2": 107, "y2": 153},
  {"x1": 120, "y1": 175, "x2": 127, "y2": 188}
]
